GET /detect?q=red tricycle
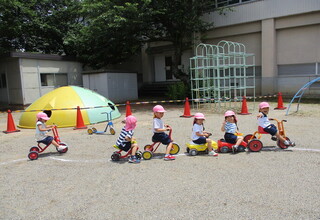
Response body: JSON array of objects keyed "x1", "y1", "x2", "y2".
[
  {"x1": 217, "y1": 133, "x2": 247, "y2": 153},
  {"x1": 28, "y1": 125, "x2": 68, "y2": 160},
  {"x1": 111, "y1": 141, "x2": 142, "y2": 161},
  {"x1": 142, "y1": 126, "x2": 180, "y2": 160},
  {"x1": 244, "y1": 118, "x2": 295, "y2": 152}
]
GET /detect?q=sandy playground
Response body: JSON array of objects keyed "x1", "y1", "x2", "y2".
[{"x1": 0, "y1": 101, "x2": 320, "y2": 220}]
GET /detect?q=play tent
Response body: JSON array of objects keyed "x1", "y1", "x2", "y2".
[{"x1": 18, "y1": 86, "x2": 121, "y2": 128}]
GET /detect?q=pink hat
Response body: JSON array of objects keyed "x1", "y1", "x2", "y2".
[
  {"x1": 224, "y1": 110, "x2": 237, "y2": 122},
  {"x1": 153, "y1": 105, "x2": 166, "y2": 113},
  {"x1": 259, "y1": 102, "x2": 270, "y2": 109},
  {"x1": 124, "y1": 115, "x2": 137, "y2": 131},
  {"x1": 36, "y1": 112, "x2": 50, "y2": 121},
  {"x1": 194, "y1": 112, "x2": 205, "y2": 119}
]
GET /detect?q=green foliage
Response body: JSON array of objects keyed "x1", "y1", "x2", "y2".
[
  {"x1": 166, "y1": 82, "x2": 190, "y2": 100},
  {"x1": 0, "y1": 0, "x2": 219, "y2": 74}
]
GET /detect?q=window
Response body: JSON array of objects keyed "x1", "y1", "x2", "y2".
[
  {"x1": 0, "y1": 73, "x2": 7, "y2": 88},
  {"x1": 41, "y1": 73, "x2": 68, "y2": 87},
  {"x1": 212, "y1": 0, "x2": 258, "y2": 9}
]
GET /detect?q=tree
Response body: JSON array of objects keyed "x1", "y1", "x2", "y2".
[{"x1": 0, "y1": 0, "x2": 82, "y2": 55}]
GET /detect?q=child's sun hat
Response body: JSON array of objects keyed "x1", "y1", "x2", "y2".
[
  {"x1": 258, "y1": 102, "x2": 270, "y2": 109},
  {"x1": 194, "y1": 112, "x2": 205, "y2": 119},
  {"x1": 125, "y1": 115, "x2": 137, "y2": 131},
  {"x1": 224, "y1": 110, "x2": 237, "y2": 122},
  {"x1": 36, "y1": 112, "x2": 50, "y2": 121},
  {"x1": 153, "y1": 105, "x2": 166, "y2": 113}
]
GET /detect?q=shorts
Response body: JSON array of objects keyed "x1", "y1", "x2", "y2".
[
  {"x1": 37, "y1": 136, "x2": 54, "y2": 145},
  {"x1": 224, "y1": 133, "x2": 237, "y2": 144},
  {"x1": 193, "y1": 136, "x2": 207, "y2": 144},
  {"x1": 263, "y1": 124, "x2": 277, "y2": 136},
  {"x1": 152, "y1": 132, "x2": 172, "y2": 145},
  {"x1": 119, "y1": 142, "x2": 132, "y2": 152}
]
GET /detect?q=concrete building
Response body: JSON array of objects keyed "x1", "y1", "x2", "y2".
[
  {"x1": 141, "y1": 0, "x2": 320, "y2": 97},
  {"x1": 0, "y1": 52, "x2": 82, "y2": 105}
]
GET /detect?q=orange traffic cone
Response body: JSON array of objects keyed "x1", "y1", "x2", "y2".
[
  {"x1": 180, "y1": 97, "x2": 193, "y2": 118},
  {"x1": 238, "y1": 96, "x2": 251, "y2": 115},
  {"x1": 3, "y1": 110, "x2": 20, "y2": 134},
  {"x1": 74, "y1": 106, "x2": 87, "y2": 129},
  {"x1": 126, "y1": 101, "x2": 132, "y2": 117},
  {"x1": 274, "y1": 92, "x2": 287, "y2": 110}
]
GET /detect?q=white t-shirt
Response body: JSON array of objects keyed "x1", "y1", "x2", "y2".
[
  {"x1": 153, "y1": 118, "x2": 164, "y2": 133},
  {"x1": 35, "y1": 121, "x2": 48, "y2": 141},
  {"x1": 191, "y1": 123, "x2": 203, "y2": 140},
  {"x1": 257, "y1": 113, "x2": 271, "y2": 128}
]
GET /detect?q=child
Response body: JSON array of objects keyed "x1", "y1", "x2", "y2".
[
  {"x1": 221, "y1": 110, "x2": 244, "y2": 153},
  {"x1": 152, "y1": 105, "x2": 175, "y2": 161},
  {"x1": 35, "y1": 112, "x2": 67, "y2": 151},
  {"x1": 192, "y1": 113, "x2": 218, "y2": 156},
  {"x1": 257, "y1": 102, "x2": 295, "y2": 146},
  {"x1": 115, "y1": 115, "x2": 140, "y2": 163}
]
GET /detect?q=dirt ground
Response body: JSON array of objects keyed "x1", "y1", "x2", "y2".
[{"x1": 0, "y1": 101, "x2": 320, "y2": 220}]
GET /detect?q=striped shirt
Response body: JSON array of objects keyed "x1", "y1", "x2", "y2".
[
  {"x1": 116, "y1": 127, "x2": 134, "y2": 147},
  {"x1": 225, "y1": 122, "x2": 237, "y2": 134}
]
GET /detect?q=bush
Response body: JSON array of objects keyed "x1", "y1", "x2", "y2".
[{"x1": 166, "y1": 82, "x2": 190, "y2": 100}]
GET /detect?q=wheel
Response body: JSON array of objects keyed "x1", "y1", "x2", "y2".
[
  {"x1": 237, "y1": 145, "x2": 246, "y2": 152},
  {"x1": 135, "y1": 151, "x2": 142, "y2": 160},
  {"x1": 111, "y1": 152, "x2": 121, "y2": 161},
  {"x1": 29, "y1": 146, "x2": 39, "y2": 152},
  {"x1": 28, "y1": 151, "x2": 39, "y2": 160},
  {"x1": 277, "y1": 137, "x2": 290, "y2": 149},
  {"x1": 57, "y1": 142, "x2": 68, "y2": 153},
  {"x1": 92, "y1": 127, "x2": 97, "y2": 133},
  {"x1": 220, "y1": 146, "x2": 229, "y2": 153},
  {"x1": 189, "y1": 149, "x2": 198, "y2": 156},
  {"x1": 109, "y1": 127, "x2": 116, "y2": 135},
  {"x1": 186, "y1": 147, "x2": 190, "y2": 153},
  {"x1": 170, "y1": 143, "x2": 180, "y2": 155},
  {"x1": 248, "y1": 139, "x2": 263, "y2": 152},
  {"x1": 144, "y1": 144, "x2": 153, "y2": 152},
  {"x1": 87, "y1": 128, "x2": 93, "y2": 135},
  {"x1": 244, "y1": 134, "x2": 256, "y2": 143},
  {"x1": 142, "y1": 151, "x2": 153, "y2": 160}
]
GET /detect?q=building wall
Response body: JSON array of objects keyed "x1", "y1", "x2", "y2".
[
  {"x1": 1, "y1": 59, "x2": 23, "y2": 104},
  {"x1": 20, "y1": 59, "x2": 82, "y2": 105}
]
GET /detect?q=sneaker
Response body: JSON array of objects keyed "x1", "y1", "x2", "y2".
[
  {"x1": 232, "y1": 145, "x2": 238, "y2": 154},
  {"x1": 164, "y1": 155, "x2": 175, "y2": 161},
  {"x1": 283, "y1": 140, "x2": 290, "y2": 146},
  {"x1": 57, "y1": 145, "x2": 67, "y2": 151},
  {"x1": 208, "y1": 151, "x2": 218, "y2": 156},
  {"x1": 128, "y1": 156, "x2": 140, "y2": 164},
  {"x1": 290, "y1": 141, "x2": 296, "y2": 147},
  {"x1": 271, "y1": 136, "x2": 277, "y2": 141}
]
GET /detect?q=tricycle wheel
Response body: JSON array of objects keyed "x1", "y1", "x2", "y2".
[
  {"x1": 110, "y1": 127, "x2": 116, "y2": 135},
  {"x1": 87, "y1": 128, "x2": 93, "y2": 135},
  {"x1": 28, "y1": 151, "x2": 39, "y2": 160},
  {"x1": 189, "y1": 149, "x2": 198, "y2": 156},
  {"x1": 57, "y1": 142, "x2": 68, "y2": 153},
  {"x1": 29, "y1": 146, "x2": 40, "y2": 152},
  {"x1": 111, "y1": 152, "x2": 121, "y2": 161},
  {"x1": 220, "y1": 146, "x2": 229, "y2": 153},
  {"x1": 248, "y1": 139, "x2": 263, "y2": 152},
  {"x1": 144, "y1": 144, "x2": 153, "y2": 151},
  {"x1": 244, "y1": 134, "x2": 256, "y2": 143},
  {"x1": 142, "y1": 151, "x2": 153, "y2": 160},
  {"x1": 277, "y1": 137, "x2": 290, "y2": 149},
  {"x1": 170, "y1": 143, "x2": 180, "y2": 155},
  {"x1": 237, "y1": 145, "x2": 246, "y2": 152}
]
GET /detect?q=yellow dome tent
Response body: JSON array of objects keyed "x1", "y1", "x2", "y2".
[{"x1": 18, "y1": 86, "x2": 121, "y2": 128}]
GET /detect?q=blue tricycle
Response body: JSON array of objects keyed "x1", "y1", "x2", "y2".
[{"x1": 87, "y1": 111, "x2": 115, "y2": 135}]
